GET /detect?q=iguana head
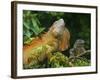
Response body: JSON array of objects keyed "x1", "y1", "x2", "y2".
[
  {"x1": 49, "y1": 19, "x2": 70, "y2": 51},
  {"x1": 49, "y1": 19, "x2": 65, "y2": 37}
]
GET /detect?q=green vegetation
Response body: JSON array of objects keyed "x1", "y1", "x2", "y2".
[
  {"x1": 23, "y1": 10, "x2": 91, "y2": 69},
  {"x1": 23, "y1": 11, "x2": 45, "y2": 44}
]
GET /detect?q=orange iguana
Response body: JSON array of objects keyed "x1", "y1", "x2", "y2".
[{"x1": 23, "y1": 19, "x2": 70, "y2": 68}]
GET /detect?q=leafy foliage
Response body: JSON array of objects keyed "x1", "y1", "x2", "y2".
[
  {"x1": 23, "y1": 11, "x2": 45, "y2": 44},
  {"x1": 71, "y1": 57, "x2": 90, "y2": 66}
]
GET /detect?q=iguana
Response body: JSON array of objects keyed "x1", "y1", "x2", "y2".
[{"x1": 23, "y1": 19, "x2": 70, "y2": 68}]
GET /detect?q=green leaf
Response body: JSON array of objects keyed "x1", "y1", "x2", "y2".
[
  {"x1": 25, "y1": 30, "x2": 31, "y2": 38},
  {"x1": 24, "y1": 37, "x2": 35, "y2": 44},
  {"x1": 23, "y1": 22, "x2": 30, "y2": 29},
  {"x1": 31, "y1": 18, "x2": 40, "y2": 31},
  {"x1": 31, "y1": 18, "x2": 45, "y2": 36},
  {"x1": 38, "y1": 27, "x2": 45, "y2": 33}
]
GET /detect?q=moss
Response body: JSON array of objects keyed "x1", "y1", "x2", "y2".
[
  {"x1": 71, "y1": 58, "x2": 90, "y2": 66},
  {"x1": 48, "y1": 52, "x2": 70, "y2": 67}
]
